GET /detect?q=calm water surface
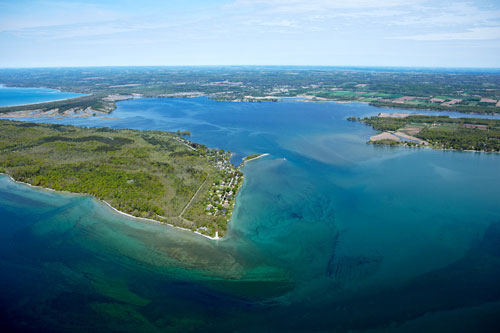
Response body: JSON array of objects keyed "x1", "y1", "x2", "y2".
[
  {"x1": 1, "y1": 98, "x2": 500, "y2": 332},
  {"x1": 0, "y1": 85, "x2": 84, "y2": 107}
]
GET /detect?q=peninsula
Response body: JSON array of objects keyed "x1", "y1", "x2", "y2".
[
  {"x1": 356, "y1": 113, "x2": 500, "y2": 152},
  {"x1": 0, "y1": 119, "x2": 243, "y2": 238}
]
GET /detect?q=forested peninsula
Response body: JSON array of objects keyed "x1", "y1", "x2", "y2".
[{"x1": 0, "y1": 120, "x2": 243, "y2": 238}]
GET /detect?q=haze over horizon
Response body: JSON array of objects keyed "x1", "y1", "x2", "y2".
[{"x1": 1, "y1": 0, "x2": 500, "y2": 68}]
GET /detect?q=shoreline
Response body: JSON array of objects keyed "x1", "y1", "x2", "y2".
[
  {"x1": 0, "y1": 173, "x2": 221, "y2": 241},
  {"x1": 101, "y1": 200, "x2": 220, "y2": 241},
  {"x1": 367, "y1": 133, "x2": 500, "y2": 154},
  {"x1": 1, "y1": 93, "x2": 499, "y2": 119},
  {"x1": 369, "y1": 102, "x2": 500, "y2": 117},
  {"x1": 0, "y1": 84, "x2": 88, "y2": 108},
  {"x1": 0, "y1": 95, "x2": 87, "y2": 108}
]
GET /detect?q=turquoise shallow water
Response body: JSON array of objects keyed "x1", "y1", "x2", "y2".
[
  {"x1": 1, "y1": 98, "x2": 500, "y2": 331},
  {"x1": 0, "y1": 85, "x2": 84, "y2": 106}
]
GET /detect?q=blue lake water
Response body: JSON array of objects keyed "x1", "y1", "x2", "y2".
[
  {"x1": 1, "y1": 98, "x2": 500, "y2": 331},
  {"x1": 0, "y1": 85, "x2": 84, "y2": 106}
]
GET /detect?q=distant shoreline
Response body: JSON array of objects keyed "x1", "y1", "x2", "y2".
[
  {"x1": 1, "y1": 93, "x2": 499, "y2": 119},
  {"x1": 361, "y1": 113, "x2": 500, "y2": 153},
  {"x1": 0, "y1": 95, "x2": 86, "y2": 108},
  {"x1": 0, "y1": 84, "x2": 87, "y2": 108}
]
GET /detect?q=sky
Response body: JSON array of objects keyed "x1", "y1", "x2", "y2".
[{"x1": 1, "y1": 0, "x2": 499, "y2": 68}]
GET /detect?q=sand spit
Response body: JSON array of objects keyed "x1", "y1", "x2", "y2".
[
  {"x1": 370, "y1": 132, "x2": 400, "y2": 142},
  {"x1": 394, "y1": 131, "x2": 428, "y2": 145}
]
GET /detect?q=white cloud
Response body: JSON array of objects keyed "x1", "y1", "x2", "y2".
[
  {"x1": 258, "y1": 19, "x2": 297, "y2": 27},
  {"x1": 2, "y1": 0, "x2": 500, "y2": 67},
  {"x1": 394, "y1": 27, "x2": 500, "y2": 41},
  {"x1": 0, "y1": 1, "x2": 125, "y2": 31},
  {"x1": 224, "y1": 0, "x2": 421, "y2": 11},
  {"x1": 388, "y1": 3, "x2": 500, "y2": 27}
]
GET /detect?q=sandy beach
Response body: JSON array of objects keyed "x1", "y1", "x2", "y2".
[
  {"x1": 0, "y1": 94, "x2": 86, "y2": 109},
  {"x1": 369, "y1": 132, "x2": 400, "y2": 142}
]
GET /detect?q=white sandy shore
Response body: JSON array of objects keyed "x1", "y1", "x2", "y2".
[
  {"x1": 102, "y1": 200, "x2": 220, "y2": 240},
  {"x1": 0, "y1": 173, "x2": 220, "y2": 241},
  {"x1": 0, "y1": 94, "x2": 87, "y2": 109},
  {"x1": 370, "y1": 132, "x2": 400, "y2": 142},
  {"x1": 393, "y1": 131, "x2": 428, "y2": 145}
]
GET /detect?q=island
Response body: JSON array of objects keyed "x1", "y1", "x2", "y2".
[
  {"x1": 357, "y1": 113, "x2": 500, "y2": 152},
  {"x1": 0, "y1": 119, "x2": 244, "y2": 238}
]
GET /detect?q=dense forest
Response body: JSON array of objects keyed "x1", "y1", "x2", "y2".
[{"x1": 0, "y1": 120, "x2": 238, "y2": 237}]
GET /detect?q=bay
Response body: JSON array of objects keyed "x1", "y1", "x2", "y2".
[
  {"x1": 0, "y1": 85, "x2": 85, "y2": 107},
  {"x1": 1, "y1": 98, "x2": 500, "y2": 332}
]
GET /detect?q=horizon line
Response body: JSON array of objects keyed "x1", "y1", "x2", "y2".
[{"x1": 1, "y1": 65, "x2": 500, "y2": 70}]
